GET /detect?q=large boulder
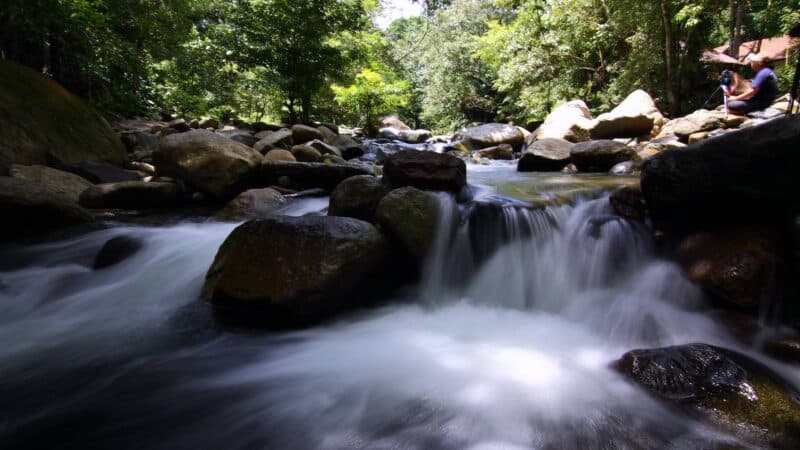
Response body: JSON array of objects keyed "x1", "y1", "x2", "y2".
[
  {"x1": 261, "y1": 160, "x2": 373, "y2": 191},
  {"x1": 78, "y1": 181, "x2": 189, "y2": 209},
  {"x1": 380, "y1": 115, "x2": 410, "y2": 130},
  {"x1": 641, "y1": 116, "x2": 800, "y2": 223},
  {"x1": 254, "y1": 128, "x2": 294, "y2": 153},
  {"x1": 328, "y1": 175, "x2": 390, "y2": 223},
  {"x1": 0, "y1": 176, "x2": 94, "y2": 241},
  {"x1": 453, "y1": 123, "x2": 525, "y2": 150},
  {"x1": 330, "y1": 135, "x2": 364, "y2": 160},
  {"x1": 291, "y1": 124, "x2": 324, "y2": 144},
  {"x1": 518, "y1": 138, "x2": 573, "y2": 172},
  {"x1": 533, "y1": 100, "x2": 594, "y2": 143},
  {"x1": 0, "y1": 62, "x2": 127, "y2": 172},
  {"x1": 615, "y1": 343, "x2": 800, "y2": 447},
  {"x1": 589, "y1": 90, "x2": 661, "y2": 139},
  {"x1": 376, "y1": 187, "x2": 440, "y2": 259},
  {"x1": 570, "y1": 140, "x2": 639, "y2": 172},
  {"x1": 201, "y1": 215, "x2": 393, "y2": 326},
  {"x1": 383, "y1": 150, "x2": 466, "y2": 192},
  {"x1": 154, "y1": 129, "x2": 263, "y2": 199},
  {"x1": 215, "y1": 187, "x2": 286, "y2": 221},
  {"x1": 9, "y1": 164, "x2": 92, "y2": 203},
  {"x1": 673, "y1": 227, "x2": 784, "y2": 309}
]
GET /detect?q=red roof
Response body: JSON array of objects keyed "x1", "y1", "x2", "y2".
[{"x1": 713, "y1": 35, "x2": 798, "y2": 62}]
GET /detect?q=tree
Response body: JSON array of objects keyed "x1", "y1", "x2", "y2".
[
  {"x1": 229, "y1": 0, "x2": 367, "y2": 123},
  {"x1": 332, "y1": 68, "x2": 410, "y2": 133}
]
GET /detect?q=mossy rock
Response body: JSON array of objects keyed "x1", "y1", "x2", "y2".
[{"x1": 0, "y1": 62, "x2": 127, "y2": 172}]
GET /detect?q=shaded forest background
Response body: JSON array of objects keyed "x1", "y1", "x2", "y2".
[{"x1": 2, "y1": 0, "x2": 798, "y2": 132}]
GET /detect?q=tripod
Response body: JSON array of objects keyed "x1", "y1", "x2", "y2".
[{"x1": 703, "y1": 84, "x2": 731, "y2": 116}]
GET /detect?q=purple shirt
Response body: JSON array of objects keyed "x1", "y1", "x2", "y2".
[
  {"x1": 750, "y1": 67, "x2": 778, "y2": 105},
  {"x1": 752, "y1": 67, "x2": 776, "y2": 89}
]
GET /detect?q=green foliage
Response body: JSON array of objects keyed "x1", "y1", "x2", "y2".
[{"x1": 332, "y1": 68, "x2": 410, "y2": 134}]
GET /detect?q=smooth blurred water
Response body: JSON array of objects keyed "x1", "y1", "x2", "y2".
[{"x1": 0, "y1": 172, "x2": 796, "y2": 450}]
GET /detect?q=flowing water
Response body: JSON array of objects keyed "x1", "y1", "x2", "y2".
[{"x1": 0, "y1": 165, "x2": 797, "y2": 449}]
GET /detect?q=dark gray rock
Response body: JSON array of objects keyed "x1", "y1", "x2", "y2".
[
  {"x1": 261, "y1": 160, "x2": 374, "y2": 191},
  {"x1": 93, "y1": 235, "x2": 143, "y2": 269},
  {"x1": 79, "y1": 181, "x2": 189, "y2": 209},
  {"x1": 641, "y1": 116, "x2": 800, "y2": 223},
  {"x1": 328, "y1": 175, "x2": 389, "y2": 223},
  {"x1": 201, "y1": 215, "x2": 395, "y2": 327},
  {"x1": 518, "y1": 138, "x2": 573, "y2": 172},
  {"x1": 453, "y1": 123, "x2": 525, "y2": 150},
  {"x1": 383, "y1": 150, "x2": 466, "y2": 192},
  {"x1": 570, "y1": 140, "x2": 639, "y2": 172}
]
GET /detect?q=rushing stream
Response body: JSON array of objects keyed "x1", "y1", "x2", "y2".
[{"x1": 1, "y1": 164, "x2": 797, "y2": 449}]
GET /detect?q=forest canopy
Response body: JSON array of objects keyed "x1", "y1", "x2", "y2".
[{"x1": 2, "y1": 0, "x2": 797, "y2": 132}]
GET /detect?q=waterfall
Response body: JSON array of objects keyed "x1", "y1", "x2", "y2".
[{"x1": 0, "y1": 189, "x2": 795, "y2": 450}]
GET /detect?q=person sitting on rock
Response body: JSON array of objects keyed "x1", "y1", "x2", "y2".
[{"x1": 725, "y1": 53, "x2": 778, "y2": 115}]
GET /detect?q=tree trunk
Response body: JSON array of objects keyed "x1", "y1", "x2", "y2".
[
  {"x1": 728, "y1": 0, "x2": 744, "y2": 59},
  {"x1": 300, "y1": 95, "x2": 311, "y2": 124},
  {"x1": 660, "y1": 0, "x2": 678, "y2": 116},
  {"x1": 286, "y1": 97, "x2": 296, "y2": 124}
]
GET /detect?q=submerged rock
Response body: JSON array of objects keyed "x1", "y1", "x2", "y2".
[
  {"x1": 328, "y1": 175, "x2": 389, "y2": 223},
  {"x1": 383, "y1": 150, "x2": 466, "y2": 192},
  {"x1": 614, "y1": 343, "x2": 800, "y2": 447},
  {"x1": 202, "y1": 215, "x2": 394, "y2": 327},
  {"x1": 93, "y1": 235, "x2": 143, "y2": 269},
  {"x1": 154, "y1": 129, "x2": 263, "y2": 199}
]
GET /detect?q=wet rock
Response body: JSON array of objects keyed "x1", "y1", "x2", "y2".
[
  {"x1": 59, "y1": 161, "x2": 141, "y2": 184},
  {"x1": 264, "y1": 149, "x2": 296, "y2": 162},
  {"x1": 330, "y1": 135, "x2": 364, "y2": 160},
  {"x1": 9, "y1": 164, "x2": 92, "y2": 203},
  {"x1": 154, "y1": 129, "x2": 263, "y2": 199},
  {"x1": 167, "y1": 118, "x2": 191, "y2": 132},
  {"x1": 570, "y1": 140, "x2": 640, "y2": 172},
  {"x1": 0, "y1": 62, "x2": 128, "y2": 172},
  {"x1": 764, "y1": 337, "x2": 800, "y2": 364},
  {"x1": 215, "y1": 187, "x2": 286, "y2": 221},
  {"x1": 399, "y1": 129, "x2": 432, "y2": 144},
  {"x1": 254, "y1": 128, "x2": 293, "y2": 153},
  {"x1": 476, "y1": 144, "x2": 513, "y2": 160},
  {"x1": 0, "y1": 176, "x2": 94, "y2": 241},
  {"x1": 609, "y1": 160, "x2": 639, "y2": 175},
  {"x1": 291, "y1": 124, "x2": 323, "y2": 144},
  {"x1": 306, "y1": 139, "x2": 341, "y2": 157},
  {"x1": 610, "y1": 185, "x2": 646, "y2": 221},
  {"x1": 290, "y1": 144, "x2": 322, "y2": 162},
  {"x1": 518, "y1": 138, "x2": 573, "y2": 172},
  {"x1": 674, "y1": 226, "x2": 784, "y2": 309},
  {"x1": 328, "y1": 175, "x2": 389, "y2": 223},
  {"x1": 383, "y1": 150, "x2": 466, "y2": 192},
  {"x1": 614, "y1": 343, "x2": 800, "y2": 447},
  {"x1": 590, "y1": 90, "x2": 660, "y2": 139},
  {"x1": 453, "y1": 123, "x2": 525, "y2": 150},
  {"x1": 261, "y1": 160, "x2": 373, "y2": 191},
  {"x1": 93, "y1": 235, "x2": 143, "y2": 269},
  {"x1": 376, "y1": 187, "x2": 439, "y2": 259},
  {"x1": 533, "y1": 100, "x2": 593, "y2": 143},
  {"x1": 202, "y1": 215, "x2": 394, "y2": 327},
  {"x1": 641, "y1": 116, "x2": 800, "y2": 224},
  {"x1": 79, "y1": 181, "x2": 190, "y2": 210}
]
